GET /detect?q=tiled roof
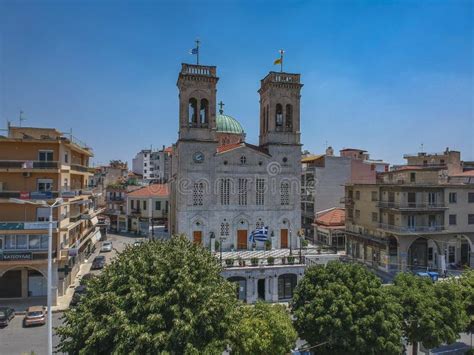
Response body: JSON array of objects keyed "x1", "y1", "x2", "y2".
[
  {"x1": 451, "y1": 170, "x2": 474, "y2": 177},
  {"x1": 216, "y1": 142, "x2": 269, "y2": 156},
  {"x1": 301, "y1": 154, "x2": 324, "y2": 163},
  {"x1": 127, "y1": 184, "x2": 169, "y2": 197},
  {"x1": 164, "y1": 146, "x2": 173, "y2": 153},
  {"x1": 314, "y1": 208, "x2": 345, "y2": 227}
]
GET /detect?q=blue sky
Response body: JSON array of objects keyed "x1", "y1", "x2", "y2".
[{"x1": 1, "y1": 0, "x2": 472, "y2": 166}]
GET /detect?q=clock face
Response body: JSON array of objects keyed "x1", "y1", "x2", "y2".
[{"x1": 193, "y1": 151, "x2": 204, "y2": 163}]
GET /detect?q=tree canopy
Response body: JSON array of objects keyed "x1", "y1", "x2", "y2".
[
  {"x1": 57, "y1": 235, "x2": 238, "y2": 354},
  {"x1": 229, "y1": 302, "x2": 297, "y2": 355},
  {"x1": 291, "y1": 262, "x2": 403, "y2": 355},
  {"x1": 389, "y1": 272, "x2": 468, "y2": 354},
  {"x1": 458, "y1": 269, "x2": 474, "y2": 334}
]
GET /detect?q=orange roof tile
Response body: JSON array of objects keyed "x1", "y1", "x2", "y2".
[
  {"x1": 164, "y1": 146, "x2": 173, "y2": 153},
  {"x1": 127, "y1": 184, "x2": 169, "y2": 198},
  {"x1": 216, "y1": 142, "x2": 269, "y2": 155},
  {"x1": 451, "y1": 170, "x2": 474, "y2": 177},
  {"x1": 314, "y1": 208, "x2": 345, "y2": 227}
]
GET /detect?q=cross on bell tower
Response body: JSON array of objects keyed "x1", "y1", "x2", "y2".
[{"x1": 218, "y1": 101, "x2": 225, "y2": 114}]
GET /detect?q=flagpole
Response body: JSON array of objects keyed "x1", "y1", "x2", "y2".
[
  {"x1": 196, "y1": 39, "x2": 200, "y2": 65},
  {"x1": 279, "y1": 49, "x2": 284, "y2": 72}
]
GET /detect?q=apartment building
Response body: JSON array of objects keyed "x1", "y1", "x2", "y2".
[
  {"x1": 105, "y1": 184, "x2": 141, "y2": 232},
  {"x1": 0, "y1": 126, "x2": 102, "y2": 303},
  {"x1": 126, "y1": 184, "x2": 169, "y2": 234},
  {"x1": 344, "y1": 150, "x2": 473, "y2": 274},
  {"x1": 132, "y1": 146, "x2": 171, "y2": 183},
  {"x1": 301, "y1": 147, "x2": 389, "y2": 238}
]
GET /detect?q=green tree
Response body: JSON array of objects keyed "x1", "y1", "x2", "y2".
[
  {"x1": 291, "y1": 262, "x2": 403, "y2": 355},
  {"x1": 458, "y1": 269, "x2": 474, "y2": 334},
  {"x1": 229, "y1": 302, "x2": 297, "y2": 355},
  {"x1": 57, "y1": 235, "x2": 238, "y2": 354},
  {"x1": 390, "y1": 273, "x2": 467, "y2": 355}
]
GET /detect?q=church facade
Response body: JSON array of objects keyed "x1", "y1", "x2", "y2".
[{"x1": 170, "y1": 63, "x2": 303, "y2": 252}]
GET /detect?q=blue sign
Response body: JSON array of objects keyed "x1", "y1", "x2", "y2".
[{"x1": 30, "y1": 191, "x2": 53, "y2": 200}]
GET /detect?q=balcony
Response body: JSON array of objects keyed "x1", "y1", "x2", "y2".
[
  {"x1": 376, "y1": 201, "x2": 447, "y2": 211},
  {"x1": 0, "y1": 221, "x2": 57, "y2": 231},
  {"x1": 0, "y1": 250, "x2": 57, "y2": 262},
  {"x1": 378, "y1": 223, "x2": 445, "y2": 233},
  {"x1": 69, "y1": 213, "x2": 82, "y2": 223},
  {"x1": 70, "y1": 164, "x2": 90, "y2": 173},
  {"x1": 0, "y1": 191, "x2": 59, "y2": 199},
  {"x1": 340, "y1": 197, "x2": 354, "y2": 205},
  {"x1": 0, "y1": 160, "x2": 59, "y2": 169}
]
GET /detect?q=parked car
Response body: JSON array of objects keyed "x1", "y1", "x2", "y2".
[
  {"x1": 23, "y1": 306, "x2": 46, "y2": 327},
  {"x1": 100, "y1": 241, "x2": 113, "y2": 253},
  {"x1": 0, "y1": 307, "x2": 15, "y2": 327},
  {"x1": 91, "y1": 255, "x2": 106, "y2": 270},
  {"x1": 70, "y1": 285, "x2": 87, "y2": 307}
]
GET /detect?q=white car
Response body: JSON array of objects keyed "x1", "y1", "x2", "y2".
[{"x1": 100, "y1": 241, "x2": 113, "y2": 253}]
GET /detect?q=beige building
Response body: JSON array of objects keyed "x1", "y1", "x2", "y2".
[
  {"x1": 345, "y1": 150, "x2": 473, "y2": 274},
  {"x1": 126, "y1": 184, "x2": 169, "y2": 235},
  {"x1": 0, "y1": 126, "x2": 102, "y2": 303}
]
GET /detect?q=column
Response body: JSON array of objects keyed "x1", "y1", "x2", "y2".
[
  {"x1": 21, "y1": 269, "x2": 28, "y2": 298},
  {"x1": 265, "y1": 277, "x2": 270, "y2": 301},
  {"x1": 272, "y1": 275, "x2": 279, "y2": 302}
]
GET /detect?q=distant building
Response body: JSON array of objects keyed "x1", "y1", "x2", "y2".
[
  {"x1": 344, "y1": 149, "x2": 473, "y2": 274},
  {"x1": 132, "y1": 146, "x2": 171, "y2": 183},
  {"x1": 0, "y1": 126, "x2": 102, "y2": 304},
  {"x1": 313, "y1": 208, "x2": 346, "y2": 250},
  {"x1": 301, "y1": 147, "x2": 389, "y2": 238}
]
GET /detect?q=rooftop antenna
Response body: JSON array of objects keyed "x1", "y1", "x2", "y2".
[
  {"x1": 420, "y1": 143, "x2": 424, "y2": 153},
  {"x1": 19, "y1": 110, "x2": 26, "y2": 127}
]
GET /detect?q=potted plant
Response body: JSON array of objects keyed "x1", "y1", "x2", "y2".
[
  {"x1": 267, "y1": 256, "x2": 275, "y2": 265},
  {"x1": 287, "y1": 256, "x2": 295, "y2": 264},
  {"x1": 301, "y1": 238, "x2": 308, "y2": 248},
  {"x1": 225, "y1": 258, "x2": 234, "y2": 267},
  {"x1": 238, "y1": 257, "x2": 246, "y2": 267},
  {"x1": 252, "y1": 242, "x2": 257, "y2": 251},
  {"x1": 317, "y1": 247, "x2": 321, "y2": 254},
  {"x1": 251, "y1": 257, "x2": 259, "y2": 266},
  {"x1": 264, "y1": 240, "x2": 272, "y2": 251},
  {"x1": 230, "y1": 244, "x2": 235, "y2": 252},
  {"x1": 281, "y1": 257, "x2": 286, "y2": 264}
]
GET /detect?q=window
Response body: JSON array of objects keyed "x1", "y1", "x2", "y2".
[
  {"x1": 256, "y1": 219, "x2": 264, "y2": 229},
  {"x1": 188, "y1": 98, "x2": 198, "y2": 124},
  {"x1": 410, "y1": 172, "x2": 416, "y2": 182},
  {"x1": 371, "y1": 191, "x2": 378, "y2": 201},
  {"x1": 278, "y1": 274, "x2": 297, "y2": 300},
  {"x1": 131, "y1": 200, "x2": 135, "y2": 209},
  {"x1": 240, "y1": 156, "x2": 247, "y2": 165},
  {"x1": 193, "y1": 182, "x2": 204, "y2": 206},
  {"x1": 469, "y1": 193, "x2": 474, "y2": 203},
  {"x1": 280, "y1": 181, "x2": 290, "y2": 206},
  {"x1": 428, "y1": 247, "x2": 433, "y2": 261},
  {"x1": 468, "y1": 214, "x2": 474, "y2": 225},
  {"x1": 448, "y1": 245, "x2": 455, "y2": 263},
  {"x1": 428, "y1": 192, "x2": 437, "y2": 205},
  {"x1": 449, "y1": 214, "x2": 457, "y2": 225},
  {"x1": 1, "y1": 235, "x2": 48, "y2": 250},
  {"x1": 144, "y1": 169, "x2": 147, "y2": 174},
  {"x1": 407, "y1": 192, "x2": 416, "y2": 207},
  {"x1": 37, "y1": 207, "x2": 49, "y2": 222},
  {"x1": 285, "y1": 104, "x2": 292, "y2": 130},
  {"x1": 355, "y1": 191, "x2": 360, "y2": 200},
  {"x1": 144, "y1": 163, "x2": 147, "y2": 167},
  {"x1": 143, "y1": 200, "x2": 147, "y2": 210},
  {"x1": 220, "y1": 179, "x2": 230, "y2": 205},
  {"x1": 449, "y1": 192, "x2": 457, "y2": 203},
  {"x1": 200, "y1": 99, "x2": 209, "y2": 124},
  {"x1": 155, "y1": 201, "x2": 161, "y2": 210},
  {"x1": 238, "y1": 178, "x2": 248, "y2": 206},
  {"x1": 64, "y1": 153, "x2": 68, "y2": 163},
  {"x1": 220, "y1": 222, "x2": 230, "y2": 236},
  {"x1": 37, "y1": 179, "x2": 53, "y2": 192},
  {"x1": 408, "y1": 215, "x2": 416, "y2": 228},
  {"x1": 256, "y1": 178, "x2": 265, "y2": 206},
  {"x1": 372, "y1": 212, "x2": 378, "y2": 222},
  {"x1": 38, "y1": 150, "x2": 53, "y2": 161},
  {"x1": 355, "y1": 210, "x2": 360, "y2": 219},
  {"x1": 275, "y1": 104, "x2": 283, "y2": 127}
]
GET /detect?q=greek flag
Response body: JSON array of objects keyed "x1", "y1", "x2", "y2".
[
  {"x1": 190, "y1": 47, "x2": 199, "y2": 55},
  {"x1": 249, "y1": 226, "x2": 269, "y2": 243}
]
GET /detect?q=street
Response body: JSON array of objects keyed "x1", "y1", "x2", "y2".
[{"x1": 0, "y1": 233, "x2": 137, "y2": 355}]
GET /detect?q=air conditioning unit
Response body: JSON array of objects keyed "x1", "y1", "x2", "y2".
[
  {"x1": 0, "y1": 182, "x2": 3, "y2": 192},
  {"x1": 22, "y1": 172, "x2": 31, "y2": 178}
]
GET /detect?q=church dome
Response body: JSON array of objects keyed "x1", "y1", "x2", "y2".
[{"x1": 216, "y1": 113, "x2": 244, "y2": 134}]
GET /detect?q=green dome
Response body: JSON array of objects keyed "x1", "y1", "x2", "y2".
[{"x1": 216, "y1": 113, "x2": 244, "y2": 134}]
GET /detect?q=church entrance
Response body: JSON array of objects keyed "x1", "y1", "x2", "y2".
[
  {"x1": 280, "y1": 229, "x2": 288, "y2": 248},
  {"x1": 257, "y1": 279, "x2": 265, "y2": 300},
  {"x1": 193, "y1": 231, "x2": 202, "y2": 245},
  {"x1": 237, "y1": 230, "x2": 247, "y2": 250}
]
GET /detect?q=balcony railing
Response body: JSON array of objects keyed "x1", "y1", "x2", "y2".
[
  {"x1": 69, "y1": 214, "x2": 82, "y2": 223},
  {"x1": 376, "y1": 201, "x2": 447, "y2": 210},
  {"x1": 378, "y1": 223, "x2": 445, "y2": 233},
  {"x1": 70, "y1": 164, "x2": 89, "y2": 173},
  {"x1": 340, "y1": 197, "x2": 354, "y2": 204},
  {"x1": 0, "y1": 160, "x2": 59, "y2": 169},
  {"x1": 0, "y1": 191, "x2": 59, "y2": 199}
]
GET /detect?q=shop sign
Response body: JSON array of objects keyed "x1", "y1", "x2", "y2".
[
  {"x1": 0, "y1": 252, "x2": 32, "y2": 261},
  {"x1": 30, "y1": 191, "x2": 53, "y2": 200},
  {"x1": 20, "y1": 191, "x2": 30, "y2": 199}
]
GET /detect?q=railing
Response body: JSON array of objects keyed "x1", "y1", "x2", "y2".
[
  {"x1": 340, "y1": 197, "x2": 354, "y2": 204},
  {"x1": 222, "y1": 255, "x2": 305, "y2": 268},
  {"x1": 0, "y1": 191, "x2": 60, "y2": 199},
  {"x1": 378, "y1": 223, "x2": 445, "y2": 233},
  {"x1": 376, "y1": 201, "x2": 447, "y2": 209},
  {"x1": 0, "y1": 160, "x2": 59, "y2": 169},
  {"x1": 70, "y1": 164, "x2": 89, "y2": 173},
  {"x1": 181, "y1": 63, "x2": 216, "y2": 76},
  {"x1": 106, "y1": 197, "x2": 125, "y2": 201},
  {"x1": 69, "y1": 214, "x2": 82, "y2": 223}
]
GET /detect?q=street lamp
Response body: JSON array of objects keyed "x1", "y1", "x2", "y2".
[{"x1": 10, "y1": 197, "x2": 63, "y2": 355}]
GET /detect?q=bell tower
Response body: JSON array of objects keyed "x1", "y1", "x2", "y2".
[
  {"x1": 177, "y1": 63, "x2": 219, "y2": 141},
  {"x1": 258, "y1": 71, "x2": 302, "y2": 147}
]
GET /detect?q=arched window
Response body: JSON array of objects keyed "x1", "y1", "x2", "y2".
[
  {"x1": 275, "y1": 104, "x2": 283, "y2": 127},
  {"x1": 220, "y1": 222, "x2": 230, "y2": 236},
  {"x1": 240, "y1": 155, "x2": 247, "y2": 165},
  {"x1": 189, "y1": 98, "x2": 198, "y2": 125},
  {"x1": 285, "y1": 104, "x2": 293, "y2": 130},
  {"x1": 200, "y1": 99, "x2": 209, "y2": 125}
]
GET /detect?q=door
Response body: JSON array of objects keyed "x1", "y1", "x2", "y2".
[
  {"x1": 257, "y1": 279, "x2": 265, "y2": 300},
  {"x1": 193, "y1": 231, "x2": 202, "y2": 245},
  {"x1": 280, "y1": 229, "x2": 288, "y2": 248},
  {"x1": 237, "y1": 230, "x2": 247, "y2": 250},
  {"x1": 28, "y1": 273, "x2": 47, "y2": 297}
]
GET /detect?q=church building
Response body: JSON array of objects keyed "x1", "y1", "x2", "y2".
[{"x1": 170, "y1": 63, "x2": 303, "y2": 252}]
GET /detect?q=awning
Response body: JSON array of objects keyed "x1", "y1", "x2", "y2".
[{"x1": 90, "y1": 216, "x2": 99, "y2": 226}]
